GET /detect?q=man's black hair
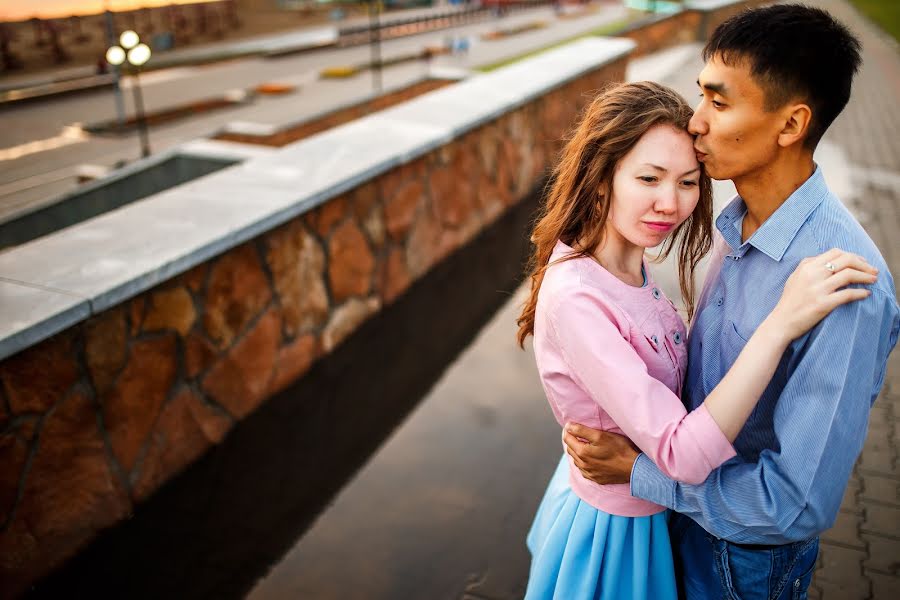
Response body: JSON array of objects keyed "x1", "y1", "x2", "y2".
[{"x1": 703, "y1": 4, "x2": 862, "y2": 149}]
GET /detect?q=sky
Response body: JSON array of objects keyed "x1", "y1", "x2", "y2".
[{"x1": 0, "y1": 1, "x2": 221, "y2": 22}]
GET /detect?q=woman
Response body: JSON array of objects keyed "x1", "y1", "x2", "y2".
[{"x1": 515, "y1": 82, "x2": 875, "y2": 599}]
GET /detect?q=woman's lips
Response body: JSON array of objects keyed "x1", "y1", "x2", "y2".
[{"x1": 644, "y1": 222, "x2": 675, "y2": 233}]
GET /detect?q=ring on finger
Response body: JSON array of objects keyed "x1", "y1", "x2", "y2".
[{"x1": 824, "y1": 262, "x2": 836, "y2": 273}]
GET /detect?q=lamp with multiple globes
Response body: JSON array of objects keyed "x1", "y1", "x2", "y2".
[{"x1": 106, "y1": 30, "x2": 152, "y2": 158}]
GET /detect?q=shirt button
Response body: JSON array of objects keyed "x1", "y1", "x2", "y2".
[
  {"x1": 716, "y1": 297, "x2": 724, "y2": 307},
  {"x1": 652, "y1": 288, "x2": 661, "y2": 300},
  {"x1": 673, "y1": 331, "x2": 682, "y2": 345},
  {"x1": 651, "y1": 334, "x2": 659, "y2": 345}
]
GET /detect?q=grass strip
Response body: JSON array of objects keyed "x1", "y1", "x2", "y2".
[
  {"x1": 848, "y1": 0, "x2": 900, "y2": 44},
  {"x1": 476, "y1": 17, "x2": 634, "y2": 72}
]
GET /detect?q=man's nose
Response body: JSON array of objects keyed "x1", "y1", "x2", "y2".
[{"x1": 688, "y1": 108, "x2": 707, "y2": 137}]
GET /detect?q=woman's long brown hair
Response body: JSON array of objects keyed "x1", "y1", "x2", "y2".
[{"x1": 517, "y1": 81, "x2": 713, "y2": 347}]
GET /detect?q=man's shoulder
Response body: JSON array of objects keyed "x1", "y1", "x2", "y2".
[{"x1": 798, "y1": 193, "x2": 894, "y2": 296}]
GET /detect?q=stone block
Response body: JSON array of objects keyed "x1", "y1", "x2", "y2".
[
  {"x1": 179, "y1": 262, "x2": 208, "y2": 294},
  {"x1": 384, "y1": 180, "x2": 424, "y2": 242},
  {"x1": 309, "y1": 196, "x2": 348, "y2": 237},
  {"x1": 328, "y1": 220, "x2": 376, "y2": 303},
  {"x1": 405, "y1": 205, "x2": 446, "y2": 279},
  {"x1": 142, "y1": 286, "x2": 196, "y2": 336},
  {"x1": 0, "y1": 391, "x2": 130, "y2": 583},
  {"x1": 0, "y1": 427, "x2": 29, "y2": 527},
  {"x1": 203, "y1": 243, "x2": 272, "y2": 350},
  {"x1": 0, "y1": 331, "x2": 79, "y2": 415},
  {"x1": 102, "y1": 334, "x2": 178, "y2": 473},
  {"x1": 430, "y1": 164, "x2": 476, "y2": 228},
  {"x1": 268, "y1": 334, "x2": 319, "y2": 396},
  {"x1": 84, "y1": 305, "x2": 128, "y2": 396},
  {"x1": 379, "y1": 246, "x2": 411, "y2": 305},
  {"x1": 202, "y1": 309, "x2": 280, "y2": 420},
  {"x1": 185, "y1": 331, "x2": 219, "y2": 379},
  {"x1": 266, "y1": 220, "x2": 329, "y2": 337},
  {"x1": 322, "y1": 297, "x2": 380, "y2": 353},
  {"x1": 131, "y1": 387, "x2": 232, "y2": 502}
]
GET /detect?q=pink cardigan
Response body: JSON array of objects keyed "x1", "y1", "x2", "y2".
[{"x1": 533, "y1": 241, "x2": 736, "y2": 516}]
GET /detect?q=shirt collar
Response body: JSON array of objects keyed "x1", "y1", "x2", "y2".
[{"x1": 715, "y1": 166, "x2": 830, "y2": 261}]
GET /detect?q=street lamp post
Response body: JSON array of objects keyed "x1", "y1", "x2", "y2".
[
  {"x1": 106, "y1": 30, "x2": 152, "y2": 158},
  {"x1": 368, "y1": 0, "x2": 382, "y2": 96}
]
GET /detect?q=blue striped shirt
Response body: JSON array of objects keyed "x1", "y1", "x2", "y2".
[{"x1": 631, "y1": 167, "x2": 900, "y2": 544}]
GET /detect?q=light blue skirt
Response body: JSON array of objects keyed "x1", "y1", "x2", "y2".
[{"x1": 525, "y1": 455, "x2": 678, "y2": 600}]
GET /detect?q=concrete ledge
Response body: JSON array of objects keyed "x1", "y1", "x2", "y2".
[{"x1": 0, "y1": 36, "x2": 635, "y2": 362}]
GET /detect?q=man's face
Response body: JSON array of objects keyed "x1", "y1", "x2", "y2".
[{"x1": 689, "y1": 54, "x2": 786, "y2": 181}]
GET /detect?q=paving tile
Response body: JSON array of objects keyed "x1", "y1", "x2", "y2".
[
  {"x1": 867, "y1": 570, "x2": 900, "y2": 600},
  {"x1": 861, "y1": 503, "x2": 900, "y2": 539},
  {"x1": 816, "y1": 542, "x2": 866, "y2": 587},
  {"x1": 821, "y1": 511, "x2": 865, "y2": 550},
  {"x1": 861, "y1": 533, "x2": 900, "y2": 575},
  {"x1": 813, "y1": 578, "x2": 870, "y2": 600},
  {"x1": 861, "y1": 474, "x2": 900, "y2": 505}
]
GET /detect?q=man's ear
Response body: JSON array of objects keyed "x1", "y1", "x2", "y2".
[{"x1": 777, "y1": 103, "x2": 812, "y2": 148}]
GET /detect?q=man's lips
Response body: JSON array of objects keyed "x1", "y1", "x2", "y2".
[
  {"x1": 644, "y1": 221, "x2": 675, "y2": 232},
  {"x1": 695, "y1": 147, "x2": 708, "y2": 161}
]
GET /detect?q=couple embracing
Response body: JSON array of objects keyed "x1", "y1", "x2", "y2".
[{"x1": 517, "y1": 5, "x2": 900, "y2": 600}]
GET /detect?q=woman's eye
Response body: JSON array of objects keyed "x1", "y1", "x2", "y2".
[
  {"x1": 681, "y1": 180, "x2": 699, "y2": 187},
  {"x1": 638, "y1": 176, "x2": 658, "y2": 183}
]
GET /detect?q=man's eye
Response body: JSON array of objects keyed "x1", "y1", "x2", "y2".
[{"x1": 712, "y1": 100, "x2": 725, "y2": 108}]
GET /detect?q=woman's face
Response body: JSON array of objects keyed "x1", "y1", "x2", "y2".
[{"x1": 606, "y1": 123, "x2": 702, "y2": 250}]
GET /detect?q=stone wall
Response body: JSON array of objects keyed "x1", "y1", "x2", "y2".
[
  {"x1": 0, "y1": 44, "x2": 628, "y2": 597},
  {"x1": 622, "y1": 0, "x2": 770, "y2": 57},
  {"x1": 622, "y1": 9, "x2": 703, "y2": 57}
]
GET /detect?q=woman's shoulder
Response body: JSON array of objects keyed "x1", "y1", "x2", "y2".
[{"x1": 538, "y1": 258, "x2": 630, "y2": 332}]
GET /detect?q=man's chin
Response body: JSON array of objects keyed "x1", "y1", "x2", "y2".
[{"x1": 703, "y1": 161, "x2": 729, "y2": 181}]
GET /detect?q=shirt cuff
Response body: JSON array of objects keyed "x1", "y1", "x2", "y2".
[
  {"x1": 682, "y1": 403, "x2": 737, "y2": 471},
  {"x1": 631, "y1": 453, "x2": 677, "y2": 508}
]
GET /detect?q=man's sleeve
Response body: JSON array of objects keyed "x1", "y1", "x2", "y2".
[{"x1": 631, "y1": 290, "x2": 900, "y2": 544}]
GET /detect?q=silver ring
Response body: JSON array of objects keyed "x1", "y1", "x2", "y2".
[{"x1": 825, "y1": 262, "x2": 836, "y2": 273}]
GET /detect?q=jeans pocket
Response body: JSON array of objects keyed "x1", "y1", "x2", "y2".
[
  {"x1": 789, "y1": 541, "x2": 819, "y2": 600},
  {"x1": 718, "y1": 544, "x2": 775, "y2": 600}
]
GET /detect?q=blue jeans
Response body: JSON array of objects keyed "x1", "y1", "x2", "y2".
[{"x1": 669, "y1": 513, "x2": 819, "y2": 600}]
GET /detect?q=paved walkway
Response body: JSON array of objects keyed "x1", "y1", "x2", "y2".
[{"x1": 805, "y1": 1, "x2": 900, "y2": 598}]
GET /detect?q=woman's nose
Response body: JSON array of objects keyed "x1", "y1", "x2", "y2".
[{"x1": 655, "y1": 189, "x2": 678, "y2": 213}]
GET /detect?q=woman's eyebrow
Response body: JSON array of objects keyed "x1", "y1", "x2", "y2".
[{"x1": 640, "y1": 165, "x2": 700, "y2": 177}]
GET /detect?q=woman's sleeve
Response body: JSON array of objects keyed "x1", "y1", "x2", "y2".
[{"x1": 548, "y1": 287, "x2": 735, "y2": 485}]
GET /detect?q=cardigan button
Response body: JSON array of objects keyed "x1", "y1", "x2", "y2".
[{"x1": 652, "y1": 288, "x2": 661, "y2": 300}]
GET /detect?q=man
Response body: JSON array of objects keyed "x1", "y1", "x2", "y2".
[{"x1": 563, "y1": 5, "x2": 900, "y2": 599}]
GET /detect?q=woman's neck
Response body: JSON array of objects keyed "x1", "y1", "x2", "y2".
[{"x1": 590, "y1": 229, "x2": 645, "y2": 287}]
